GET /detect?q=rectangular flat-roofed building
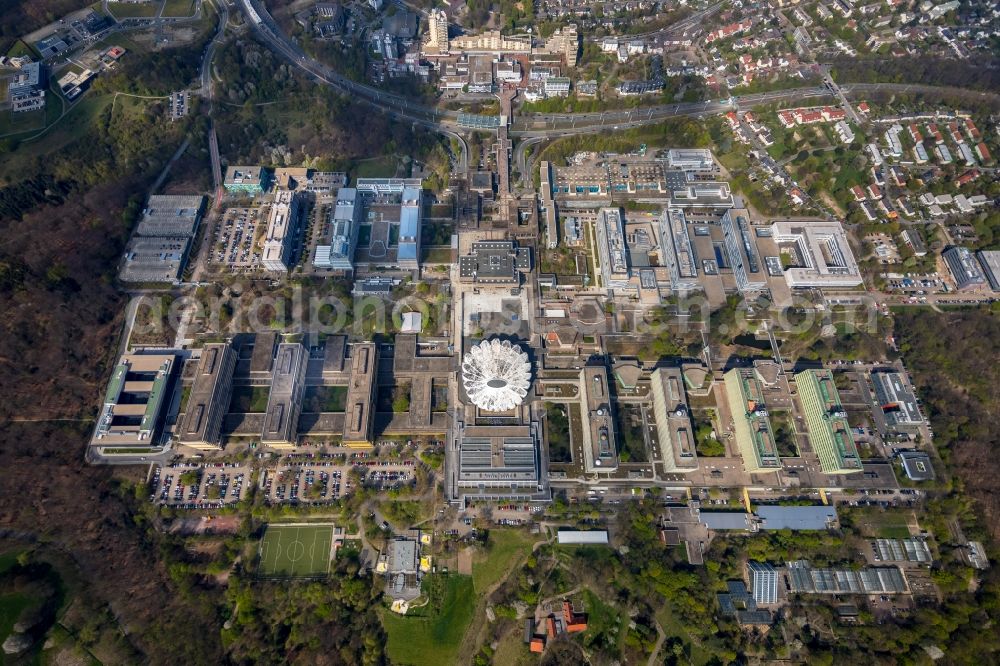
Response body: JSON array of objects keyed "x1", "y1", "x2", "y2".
[
  {"x1": 650, "y1": 367, "x2": 698, "y2": 472},
  {"x1": 943, "y1": 246, "x2": 987, "y2": 291},
  {"x1": 178, "y1": 343, "x2": 237, "y2": 450},
  {"x1": 671, "y1": 182, "x2": 733, "y2": 208},
  {"x1": 91, "y1": 352, "x2": 176, "y2": 449},
  {"x1": 314, "y1": 187, "x2": 362, "y2": 272},
  {"x1": 262, "y1": 190, "x2": 301, "y2": 272},
  {"x1": 135, "y1": 195, "x2": 204, "y2": 237},
  {"x1": 757, "y1": 505, "x2": 837, "y2": 530},
  {"x1": 398, "y1": 186, "x2": 422, "y2": 269},
  {"x1": 459, "y1": 240, "x2": 531, "y2": 284},
  {"x1": 657, "y1": 208, "x2": 699, "y2": 291},
  {"x1": 871, "y1": 371, "x2": 923, "y2": 427},
  {"x1": 772, "y1": 220, "x2": 862, "y2": 288},
  {"x1": 667, "y1": 148, "x2": 714, "y2": 172},
  {"x1": 557, "y1": 530, "x2": 609, "y2": 545},
  {"x1": 343, "y1": 343, "x2": 378, "y2": 447},
  {"x1": 224, "y1": 166, "x2": 268, "y2": 195},
  {"x1": 580, "y1": 366, "x2": 618, "y2": 472},
  {"x1": 456, "y1": 424, "x2": 544, "y2": 501},
  {"x1": 722, "y1": 209, "x2": 766, "y2": 293},
  {"x1": 976, "y1": 250, "x2": 1000, "y2": 291},
  {"x1": 261, "y1": 343, "x2": 307, "y2": 447},
  {"x1": 795, "y1": 369, "x2": 862, "y2": 474},
  {"x1": 596, "y1": 208, "x2": 630, "y2": 289},
  {"x1": 724, "y1": 368, "x2": 781, "y2": 472},
  {"x1": 119, "y1": 235, "x2": 191, "y2": 283}
]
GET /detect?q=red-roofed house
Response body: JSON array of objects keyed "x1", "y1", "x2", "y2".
[
  {"x1": 822, "y1": 106, "x2": 846, "y2": 121},
  {"x1": 563, "y1": 601, "x2": 588, "y2": 633},
  {"x1": 975, "y1": 142, "x2": 992, "y2": 163},
  {"x1": 857, "y1": 101, "x2": 870, "y2": 114},
  {"x1": 530, "y1": 638, "x2": 545, "y2": 653},
  {"x1": 957, "y1": 169, "x2": 980, "y2": 185},
  {"x1": 965, "y1": 118, "x2": 982, "y2": 142},
  {"x1": 851, "y1": 185, "x2": 867, "y2": 202}
]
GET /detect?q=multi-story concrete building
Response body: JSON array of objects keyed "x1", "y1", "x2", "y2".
[
  {"x1": 261, "y1": 343, "x2": 307, "y2": 447},
  {"x1": 343, "y1": 343, "x2": 378, "y2": 447},
  {"x1": 595, "y1": 208, "x2": 630, "y2": 290},
  {"x1": 262, "y1": 189, "x2": 302, "y2": 272},
  {"x1": 724, "y1": 369, "x2": 781, "y2": 472},
  {"x1": 650, "y1": 368, "x2": 698, "y2": 473},
  {"x1": 722, "y1": 209, "x2": 766, "y2": 293},
  {"x1": 178, "y1": 343, "x2": 237, "y2": 450},
  {"x1": 771, "y1": 220, "x2": 862, "y2": 288},
  {"x1": 224, "y1": 166, "x2": 268, "y2": 195},
  {"x1": 424, "y1": 8, "x2": 449, "y2": 54},
  {"x1": 314, "y1": 187, "x2": 362, "y2": 272},
  {"x1": 667, "y1": 148, "x2": 714, "y2": 172},
  {"x1": 397, "y1": 186, "x2": 422, "y2": 269},
  {"x1": 544, "y1": 25, "x2": 579, "y2": 66},
  {"x1": 91, "y1": 352, "x2": 176, "y2": 450},
  {"x1": 580, "y1": 365, "x2": 618, "y2": 472},
  {"x1": 795, "y1": 370, "x2": 862, "y2": 474}
]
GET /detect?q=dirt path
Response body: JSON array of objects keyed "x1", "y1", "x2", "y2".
[{"x1": 453, "y1": 533, "x2": 553, "y2": 665}]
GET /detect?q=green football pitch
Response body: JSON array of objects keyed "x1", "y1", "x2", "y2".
[{"x1": 258, "y1": 524, "x2": 334, "y2": 577}]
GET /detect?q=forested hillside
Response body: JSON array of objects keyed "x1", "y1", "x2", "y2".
[{"x1": 895, "y1": 306, "x2": 1000, "y2": 539}]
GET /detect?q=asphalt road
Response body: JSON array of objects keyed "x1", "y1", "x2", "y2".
[{"x1": 236, "y1": 0, "x2": 1000, "y2": 142}]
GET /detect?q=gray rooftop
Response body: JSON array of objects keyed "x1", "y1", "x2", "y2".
[{"x1": 756, "y1": 505, "x2": 837, "y2": 531}]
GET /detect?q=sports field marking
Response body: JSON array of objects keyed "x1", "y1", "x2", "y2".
[{"x1": 258, "y1": 524, "x2": 335, "y2": 577}]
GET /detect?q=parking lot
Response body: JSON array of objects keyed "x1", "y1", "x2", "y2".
[
  {"x1": 150, "y1": 462, "x2": 251, "y2": 508},
  {"x1": 213, "y1": 207, "x2": 262, "y2": 270},
  {"x1": 260, "y1": 459, "x2": 416, "y2": 505}
]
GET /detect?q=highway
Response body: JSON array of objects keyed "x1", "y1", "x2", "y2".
[{"x1": 236, "y1": 0, "x2": 1000, "y2": 140}]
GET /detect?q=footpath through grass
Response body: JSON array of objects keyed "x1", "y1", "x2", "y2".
[
  {"x1": 382, "y1": 574, "x2": 475, "y2": 666},
  {"x1": 472, "y1": 529, "x2": 535, "y2": 593}
]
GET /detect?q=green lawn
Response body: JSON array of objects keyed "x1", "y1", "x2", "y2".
[
  {"x1": 302, "y1": 385, "x2": 347, "y2": 412},
  {"x1": 353, "y1": 155, "x2": 398, "y2": 179},
  {"x1": 162, "y1": 0, "x2": 197, "y2": 16},
  {"x1": 382, "y1": 574, "x2": 475, "y2": 666},
  {"x1": 472, "y1": 530, "x2": 534, "y2": 593},
  {"x1": 229, "y1": 385, "x2": 271, "y2": 413},
  {"x1": 107, "y1": 1, "x2": 161, "y2": 18},
  {"x1": 0, "y1": 93, "x2": 112, "y2": 181},
  {"x1": 257, "y1": 524, "x2": 334, "y2": 577}
]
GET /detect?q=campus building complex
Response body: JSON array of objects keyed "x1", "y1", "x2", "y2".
[
  {"x1": 724, "y1": 369, "x2": 780, "y2": 472},
  {"x1": 722, "y1": 209, "x2": 766, "y2": 293},
  {"x1": 91, "y1": 352, "x2": 176, "y2": 450},
  {"x1": 795, "y1": 370, "x2": 862, "y2": 474},
  {"x1": 314, "y1": 187, "x2": 363, "y2": 272},
  {"x1": 262, "y1": 190, "x2": 302, "y2": 272},
  {"x1": 343, "y1": 343, "x2": 378, "y2": 447},
  {"x1": 580, "y1": 365, "x2": 618, "y2": 472},
  {"x1": 262, "y1": 343, "x2": 308, "y2": 447},
  {"x1": 771, "y1": 220, "x2": 862, "y2": 288},
  {"x1": 178, "y1": 343, "x2": 237, "y2": 450},
  {"x1": 649, "y1": 368, "x2": 698, "y2": 472}
]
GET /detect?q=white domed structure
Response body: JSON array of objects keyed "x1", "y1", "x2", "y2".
[{"x1": 462, "y1": 339, "x2": 532, "y2": 412}]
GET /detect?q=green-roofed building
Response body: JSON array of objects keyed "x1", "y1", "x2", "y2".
[
  {"x1": 723, "y1": 369, "x2": 781, "y2": 472},
  {"x1": 795, "y1": 370, "x2": 862, "y2": 474},
  {"x1": 91, "y1": 352, "x2": 177, "y2": 450}
]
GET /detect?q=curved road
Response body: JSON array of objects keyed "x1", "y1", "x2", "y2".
[{"x1": 237, "y1": 0, "x2": 1000, "y2": 139}]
